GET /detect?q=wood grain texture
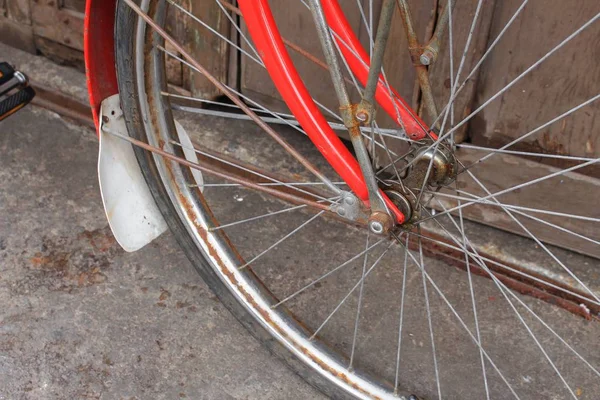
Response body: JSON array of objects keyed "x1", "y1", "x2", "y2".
[
  {"x1": 178, "y1": 0, "x2": 231, "y2": 100},
  {"x1": 426, "y1": 0, "x2": 496, "y2": 141},
  {"x1": 437, "y1": 149, "x2": 600, "y2": 259},
  {"x1": 31, "y1": 1, "x2": 84, "y2": 51},
  {"x1": 0, "y1": 0, "x2": 35, "y2": 52},
  {"x1": 469, "y1": 0, "x2": 600, "y2": 174}
]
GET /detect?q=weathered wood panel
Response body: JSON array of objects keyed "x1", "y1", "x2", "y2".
[
  {"x1": 436, "y1": 149, "x2": 600, "y2": 259},
  {"x1": 0, "y1": 0, "x2": 35, "y2": 52},
  {"x1": 426, "y1": 0, "x2": 496, "y2": 142},
  {"x1": 178, "y1": 0, "x2": 231, "y2": 100},
  {"x1": 469, "y1": 0, "x2": 600, "y2": 173},
  {"x1": 31, "y1": 0, "x2": 85, "y2": 51}
]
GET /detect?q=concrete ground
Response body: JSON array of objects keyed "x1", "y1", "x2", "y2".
[
  {"x1": 1, "y1": 43, "x2": 600, "y2": 400},
  {"x1": 0, "y1": 106, "x2": 325, "y2": 399}
]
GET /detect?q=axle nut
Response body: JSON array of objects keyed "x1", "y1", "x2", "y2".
[{"x1": 368, "y1": 211, "x2": 393, "y2": 235}]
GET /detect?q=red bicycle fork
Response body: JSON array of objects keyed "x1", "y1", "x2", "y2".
[
  {"x1": 239, "y1": 0, "x2": 432, "y2": 225},
  {"x1": 84, "y1": 0, "x2": 432, "y2": 225}
]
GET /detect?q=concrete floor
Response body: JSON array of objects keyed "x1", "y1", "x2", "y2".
[
  {"x1": 1, "y1": 42, "x2": 600, "y2": 400},
  {"x1": 0, "y1": 106, "x2": 324, "y2": 399}
]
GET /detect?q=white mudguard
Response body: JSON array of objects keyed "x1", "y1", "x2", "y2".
[
  {"x1": 98, "y1": 94, "x2": 168, "y2": 252},
  {"x1": 98, "y1": 95, "x2": 203, "y2": 252}
]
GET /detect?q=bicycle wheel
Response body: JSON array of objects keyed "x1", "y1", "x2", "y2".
[{"x1": 113, "y1": 0, "x2": 600, "y2": 398}]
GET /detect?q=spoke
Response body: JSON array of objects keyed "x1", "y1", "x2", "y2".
[
  {"x1": 421, "y1": 12, "x2": 600, "y2": 159},
  {"x1": 413, "y1": 0, "x2": 484, "y2": 207},
  {"x1": 461, "y1": 93, "x2": 600, "y2": 170},
  {"x1": 167, "y1": 0, "x2": 263, "y2": 65},
  {"x1": 349, "y1": 233, "x2": 371, "y2": 369},
  {"x1": 166, "y1": 89, "x2": 405, "y2": 139},
  {"x1": 426, "y1": 202, "x2": 600, "y2": 380},
  {"x1": 428, "y1": 190, "x2": 600, "y2": 223},
  {"x1": 392, "y1": 233, "x2": 520, "y2": 398},
  {"x1": 121, "y1": 3, "x2": 345, "y2": 195},
  {"x1": 440, "y1": 0, "x2": 484, "y2": 139},
  {"x1": 214, "y1": 0, "x2": 261, "y2": 61},
  {"x1": 209, "y1": 197, "x2": 338, "y2": 232},
  {"x1": 457, "y1": 143, "x2": 599, "y2": 162},
  {"x1": 431, "y1": 0, "x2": 529, "y2": 129},
  {"x1": 464, "y1": 169, "x2": 600, "y2": 304},
  {"x1": 394, "y1": 235, "x2": 410, "y2": 395},
  {"x1": 168, "y1": 137, "x2": 338, "y2": 203},
  {"x1": 272, "y1": 238, "x2": 387, "y2": 308},
  {"x1": 412, "y1": 223, "x2": 600, "y2": 309},
  {"x1": 445, "y1": 188, "x2": 600, "y2": 245},
  {"x1": 455, "y1": 181, "x2": 490, "y2": 399},
  {"x1": 308, "y1": 241, "x2": 395, "y2": 340},
  {"x1": 238, "y1": 210, "x2": 326, "y2": 270},
  {"x1": 421, "y1": 156, "x2": 600, "y2": 223},
  {"x1": 418, "y1": 210, "x2": 581, "y2": 398},
  {"x1": 415, "y1": 229, "x2": 442, "y2": 399}
]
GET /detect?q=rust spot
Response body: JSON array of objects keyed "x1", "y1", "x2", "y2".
[
  {"x1": 78, "y1": 228, "x2": 117, "y2": 252},
  {"x1": 159, "y1": 288, "x2": 171, "y2": 301}
]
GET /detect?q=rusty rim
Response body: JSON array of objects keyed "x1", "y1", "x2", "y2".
[{"x1": 118, "y1": 0, "x2": 600, "y2": 398}]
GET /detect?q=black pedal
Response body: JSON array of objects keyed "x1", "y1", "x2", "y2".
[{"x1": 0, "y1": 62, "x2": 36, "y2": 122}]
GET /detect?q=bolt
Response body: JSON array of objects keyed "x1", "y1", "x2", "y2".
[
  {"x1": 344, "y1": 196, "x2": 356, "y2": 206},
  {"x1": 420, "y1": 48, "x2": 435, "y2": 66},
  {"x1": 356, "y1": 111, "x2": 368, "y2": 122},
  {"x1": 337, "y1": 207, "x2": 346, "y2": 217},
  {"x1": 369, "y1": 220, "x2": 384, "y2": 234},
  {"x1": 102, "y1": 115, "x2": 110, "y2": 124}
]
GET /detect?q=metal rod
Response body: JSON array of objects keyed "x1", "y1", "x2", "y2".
[
  {"x1": 360, "y1": 0, "x2": 396, "y2": 107},
  {"x1": 307, "y1": 0, "x2": 391, "y2": 224},
  {"x1": 123, "y1": 0, "x2": 342, "y2": 195},
  {"x1": 396, "y1": 0, "x2": 439, "y2": 121},
  {"x1": 105, "y1": 129, "x2": 331, "y2": 213}
]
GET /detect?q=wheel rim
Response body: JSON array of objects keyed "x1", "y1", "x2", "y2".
[{"x1": 118, "y1": 0, "x2": 600, "y2": 398}]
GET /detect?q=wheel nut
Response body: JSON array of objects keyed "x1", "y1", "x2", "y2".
[
  {"x1": 369, "y1": 220, "x2": 384, "y2": 234},
  {"x1": 368, "y1": 211, "x2": 393, "y2": 235}
]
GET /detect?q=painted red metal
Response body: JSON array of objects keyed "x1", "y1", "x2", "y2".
[
  {"x1": 322, "y1": 0, "x2": 430, "y2": 141},
  {"x1": 238, "y1": 0, "x2": 404, "y2": 222},
  {"x1": 84, "y1": 0, "x2": 119, "y2": 132},
  {"x1": 85, "y1": 0, "x2": 428, "y2": 221}
]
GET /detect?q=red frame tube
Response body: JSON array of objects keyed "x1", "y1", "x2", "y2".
[{"x1": 86, "y1": 0, "x2": 430, "y2": 223}]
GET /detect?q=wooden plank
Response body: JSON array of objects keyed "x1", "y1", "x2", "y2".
[
  {"x1": 468, "y1": 0, "x2": 600, "y2": 175},
  {"x1": 426, "y1": 0, "x2": 496, "y2": 142},
  {"x1": 179, "y1": 0, "x2": 231, "y2": 100},
  {"x1": 435, "y1": 149, "x2": 600, "y2": 259},
  {"x1": 0, "y1": 0, "x2": 35, "y2": 53},
  {"x1": 31, "y1": 1, "x2": 84, "y2": 51}
]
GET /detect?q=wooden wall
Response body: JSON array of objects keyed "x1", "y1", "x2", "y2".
[{"x1": 1, "y1": 0, "x2": 598, "y2": 168}]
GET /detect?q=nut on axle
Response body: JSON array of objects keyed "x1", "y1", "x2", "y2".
[{"x1": 368, "y1": 211, "x2": 393, "y2": 235}]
